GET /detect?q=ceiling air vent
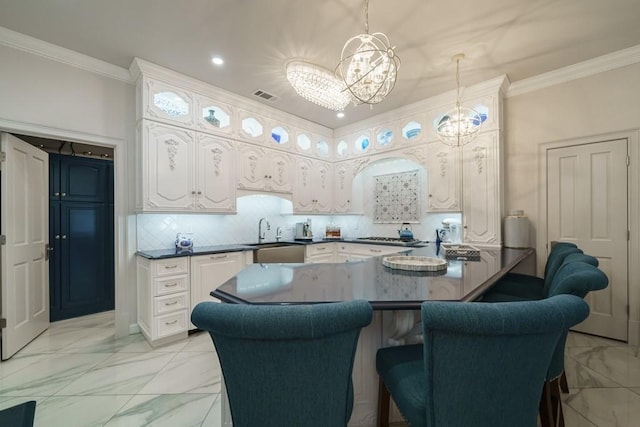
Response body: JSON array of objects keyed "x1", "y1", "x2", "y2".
[{"x1": 252, "y1": 89, "x2": 278, "y2": 102}]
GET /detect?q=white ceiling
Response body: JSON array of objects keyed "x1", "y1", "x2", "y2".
[{"x1": 2, "y1": 0, "x2": 640, "y2": 129}]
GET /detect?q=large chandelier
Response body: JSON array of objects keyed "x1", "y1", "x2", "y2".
[
  {"x1": 436, "y1": 54, "x2": 483, "y2": 146},
  {"x1": 336, "y1": 0, "x2": 400, "y2": 105},
  {"x1": 286, "y1": 60, "x2": 351, "y2": 111}
]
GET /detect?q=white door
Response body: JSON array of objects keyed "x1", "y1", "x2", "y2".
[
  {"x1": 547, "y1": 139, "x2": 628, "y2": 341},
  {"x1": 1, "y1": 133, "x2": 50, "y2": 359}
]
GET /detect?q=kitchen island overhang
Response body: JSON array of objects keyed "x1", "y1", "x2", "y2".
[{"x1": 211, "y1": 244, "x2": 535, "y2": 309}]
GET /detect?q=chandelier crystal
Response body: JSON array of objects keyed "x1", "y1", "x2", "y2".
[
  {"x1": 336, "y1": 0, "x2": 400, "y2": 105},
  {"x1": 286, "y1": 60, "x2": 351, "y2": 111},
  {"x1": 436, "y1": 54, "x2": 483, "y2": 146}
]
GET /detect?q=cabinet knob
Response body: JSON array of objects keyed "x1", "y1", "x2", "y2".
[
  {"x1": 61, "y1": 235, "x2": 67, "y2": 239},
  {"x1": 197, "y1": 191, "x2": 202, "y2": 195},
  {"x1": 55, "y1": 234, "x2": 60, "y2": 240},
  {"x1": 61, "y1": 192, "x2": 66, "y2": 197},
  {"x1": 191, "y1": 191, "x2": 196, "y2": 195},
  {"x1": 428, "y1": 194, "x2": 432, "y2": 197},
  {"x1": 54, "y1": 192, "x2": 60, "y2": 197}
]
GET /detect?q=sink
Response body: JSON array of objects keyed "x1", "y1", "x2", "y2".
[{"x1": 252, "y1": 242, "x2": 306, "y2": 263}]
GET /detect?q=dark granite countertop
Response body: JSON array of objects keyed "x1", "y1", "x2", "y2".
[
  {"x1": 136, "y1": 239, "x2": 427, "y2": 259},
  {"x1": 212, "y1": 245, "x2": 534, "y2": 310},
  {"x1": 136, "y1": 244, "x2": 257, "y2": 259}
]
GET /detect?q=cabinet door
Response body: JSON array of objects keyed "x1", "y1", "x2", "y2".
[
  {"x1": 237, "y1": 145, "x2": 267, "y2": 191},
  {"x1": 196, "y1": 134, "x2": 236, "y2": 212},
  {"x1": 293, "y1": 157, "x2": 314, "y2": 213},
  {"x1": 313, "y1": 160, "x2": 333, "y2": 213},
  {"x1": 333, "y1": 161, "x2": 353, "y2": 213},
  {"x1": 266, "y1": 150, "x2": 293, "y2": 193},
  {"x1": 190, "y1": 252, "x2": 245, "y2": 328},
  {"x1": 426, "y1": 141, "x2": 461, "y2": 212},
  {"x1": 144, "y1": 122, "x2": 195, "y2": 210},
  {"x1": 462, "y1": 132, "x2": 500, "y2": 245},
  {"x1": 144, "y1": 79, "x2": 194, "y2": 127}
]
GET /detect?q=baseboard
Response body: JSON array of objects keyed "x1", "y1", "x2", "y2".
[
  {"x1": 629, "y1": 319, "x2": 639, "y2": 346},
  {"x1": 129, "y1": 323, "x2": 140, "y2": 335}
]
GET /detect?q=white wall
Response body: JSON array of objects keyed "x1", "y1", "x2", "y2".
[
  {"x1": 504, "y1": 62, "x2": 640, "y2": 341},
  {"x1": 0, "y1": 43, "x2": 137, "y2": 336}
]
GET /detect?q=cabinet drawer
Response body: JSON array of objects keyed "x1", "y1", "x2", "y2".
[
  {"x1": 348, "y1": 244, "x2": 405, "y2": 257},
  {"x1": 154, "y1": 292, "x2": 189, "y2": 315},
  {"x1": 154, "y1": 310, "x2": 189, "y2": 339},
  {"x1": 154, "y1": 275, "x2": 188, "y2": 296},
  {"x1": 154, "y1": 257, "x2": 189, "y2": 277},
  {"x1": 306, "y1": 243, "x2": 334, "y2": 257}
]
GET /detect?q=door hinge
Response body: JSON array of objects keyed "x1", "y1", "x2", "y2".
[
  {"x1": 0, "y1": 318, "x2": 5, "y2": 328},
  {"x1": 0, "y1": 152, "x2": 5, "y2": 162},
  {"x1": 0, "y1": 235, "x2": 5, "y2": 245},
  {"x1": 627, "y1": 155, "x2": 630, "y2": 166},
  {"x1": 628, "y1": 230, "x2": 631, "y2": 241}
]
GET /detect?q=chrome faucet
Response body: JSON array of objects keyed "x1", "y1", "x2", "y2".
[
  {"x1": 258, "y1": 217, "x2": 270, "y2": 243},
  {"x1": 275, "y1": 226, "x2": 283, "y2": 242}
]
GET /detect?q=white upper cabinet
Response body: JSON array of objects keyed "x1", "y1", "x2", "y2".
[
  {"x1": 333, "y1": 161, "x2": 354, "y2": 213},
  {"x1": 237, "y1": 145, "x2": 293, "y2": 193},
  {"x1": 461, "y1": 132, "x2": 501, "y2": 245},
  {"x1": 143, "y1": 80, "x2": 194, "y2": 127},
  {"x1": 196, "y1": 134, "x2": 237, "y2": 212},
  {"x1": 426, "y1": 141, "x2": 461, "y2": 212},
  {"x1": 293, "y1": 158, "x2": 333, "y2": 213},
  {"x1": 142, "y1": 122, "x2": 195, "y2": 211},
  {"x1": 140, "y1": 121, "x2": 236, "y2": 213},
  {"x1": 195, "y1": 95, "x2": 233, "y2": 135}
]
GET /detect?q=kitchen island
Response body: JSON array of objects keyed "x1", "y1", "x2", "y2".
[
  {"x1": 212, "y1": 244, "x2": 534, "y2": 308},
  {"x1": 210, "y1": 244, "x2": 534, "y2": 426}
]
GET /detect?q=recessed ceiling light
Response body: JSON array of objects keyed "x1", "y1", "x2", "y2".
[
  {"x1": 337, "y1": 112, "x2": 345, "y2": 119},
  {"x1": 211, "y1": 56, "x2": 224, "y2": 66}
]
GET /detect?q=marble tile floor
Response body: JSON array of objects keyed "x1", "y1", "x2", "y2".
[{"x1": 1, "y1": 311, "x2": 639, "y2": 426}]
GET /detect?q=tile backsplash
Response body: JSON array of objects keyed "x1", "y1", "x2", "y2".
[{"x1": 137, "y1": 158, "x2": 461, "y2": 251}]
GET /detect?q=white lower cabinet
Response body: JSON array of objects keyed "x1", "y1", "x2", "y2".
[
  {"x1": 337, "y1": 243, "x2": 406, "y2": 262},
  {"x1": 190, "y1": 251, "x2": 250, "y2": 329},
  {"x1": 305, "y1": 242, "x2": 336, "y2": 263},
  {"x1": 137, "y1": 256, "x2": 190, "y2": 345},
  {"x1": 137, "y1": 251, "x2": 252, "y2": 345}
]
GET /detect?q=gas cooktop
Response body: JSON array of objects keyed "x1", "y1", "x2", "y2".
[{"x1": 355, "y1": 237, "x2": 423, "y2": 246}]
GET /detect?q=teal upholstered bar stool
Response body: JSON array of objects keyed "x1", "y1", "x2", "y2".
[
  {"x1": 482, "y1": 242, "x2": 582, "y2": 302},
  {"x1": 191, "y1": 300, "x2": 372, "y2": 427},
  {"x1": 0, "y1": 400, "x2": 36, "y2": 427},
  {"x1": 376, "y1": 295, "x2": 590, "y2": 427},
  {"x1": 538, "y1": 261, "x2": 608, "y2": 427}
]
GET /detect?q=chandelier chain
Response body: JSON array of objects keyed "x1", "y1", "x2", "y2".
[
  {"x1": 455, "y1": 57, "x2": 461, "y2": 107},
  {"x1": 364, "y1": 0, "x2": 369, "y2": 34}
]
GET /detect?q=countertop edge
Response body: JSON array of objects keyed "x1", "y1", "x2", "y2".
[{"x1": 136, "y1": 245, "x2": 256, "y2": 260}]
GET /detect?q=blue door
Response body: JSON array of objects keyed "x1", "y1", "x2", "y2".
[{"x1": 49, "y1": 154, "x2": 114, "y2": 321}]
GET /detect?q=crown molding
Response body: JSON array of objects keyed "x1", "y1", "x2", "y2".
[
  {"x1": 507, "y1": 44, "x2": 640, "y2": 98},
  {"x1": 0, "y1": 26, "x2": 133, "y2": 84}
]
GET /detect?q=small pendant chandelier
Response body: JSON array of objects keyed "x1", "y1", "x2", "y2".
[
  {"x1": 436, "y1": 54, "x2": 483, "y2": 146},
  {"x1": 336, "y1": 0, "x2": 400, "y2": 106}
]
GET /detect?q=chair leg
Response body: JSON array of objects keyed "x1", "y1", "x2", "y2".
[
  {"x1": 550, "y1": 377, "x2": 565, "y2": 427},
  {"x1": 559, "y1": 371, "x2": 569, "y2": 393},
  {"x1": 377, "y1": 377, "x2": 390, "y2": 427},
  {"x1": 539, "y1": 378, "x2": 565, "y2": 427},
  {"x1": 539, "y1": 381, "x2": 555, "y2": 427}
]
